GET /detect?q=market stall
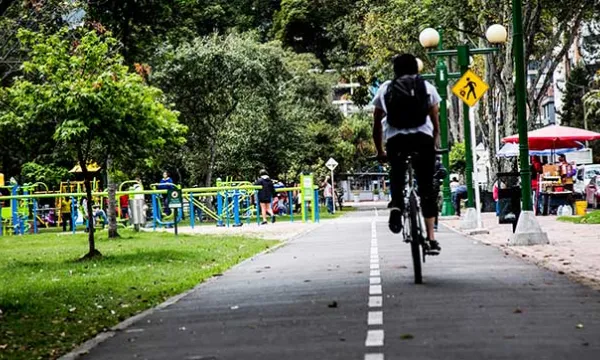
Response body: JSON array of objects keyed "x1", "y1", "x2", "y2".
[{"x1": 502, "y1": 125, "x2": 600, "y2": 216}]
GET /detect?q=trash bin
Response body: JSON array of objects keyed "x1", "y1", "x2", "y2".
[
  {"x1": 480, "y1": 190, "x2": 496, "y2": 213},
  {"x1": 129, "y1": 198, "x2": 146, "y2": 231},
  {"x1": 497, "y1": 172, "x2": 521, "y2": 233}
]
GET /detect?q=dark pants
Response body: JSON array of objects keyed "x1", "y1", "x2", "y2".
[
  {"x1": 62, "y1": 213, "x2": 73, "y2": 232},
  {"x1": 387, "y1": 133, "x2": 437, "y2": 218},
  {"x1": 325, "y1": 197, "x2": 334, "y2": 213}
]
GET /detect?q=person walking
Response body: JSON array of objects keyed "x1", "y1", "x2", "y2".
[
  {"x1": 323, "y1": 177, "x2": 334, "y2": 214},
  {"x1": 454, "y1": 185, "x2": 468, "y2": 217},
  {"x1": 255, "y1": 169, "x2": 275, "y2": 225},
  {"x1": 61, "y1": 197, "x2": 74, "y2": 232},
  {"x1": 433, "y1": 156, "x2": 447, "y2": 231},
  {"x1": 158, "y1": 171, "x2": 174, "y2": 215},
  {"x1": 372, "y1": 53, "x2": 442, "y2": 253}
]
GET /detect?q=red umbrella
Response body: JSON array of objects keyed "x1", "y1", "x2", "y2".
[{"x1": 502, "y1": 125, "x2": 600, "y2": 150}]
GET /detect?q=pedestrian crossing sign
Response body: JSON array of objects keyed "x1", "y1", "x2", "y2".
[{"x1": 452, "y1": 70, "x2": 489, "y2": 107}]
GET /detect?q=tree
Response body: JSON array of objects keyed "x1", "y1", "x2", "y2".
[
  {"x1": 560, "y1": 65, "x2": 592, "y2": 128},
  {"x1": 0, "y1": 29, "x2": 185, "y2": 258},
  {"x1": 449, "y1": 142, "x2": 466, "y2": 176}
]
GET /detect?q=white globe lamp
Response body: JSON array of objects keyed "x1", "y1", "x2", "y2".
[
  {"x1": 419, "y1": 28, "x2": 440, "y2": 49},
  {"x1": 486, "y1": 24, "x2": 508, "y2": 44}
]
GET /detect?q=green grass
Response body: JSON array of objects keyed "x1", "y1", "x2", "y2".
[
  {"x1": 0, "y1": 231, "x2": 277, "y2": 359},
  {"x1": 557, "y1": 210, "x2": 600, "y2": 224}
]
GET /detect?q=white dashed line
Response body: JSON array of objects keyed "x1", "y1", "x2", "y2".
[
  {"x1": 365, "y1": 329, "x2": 385, "y2": 346},
  {"x1": 365, "y1": 220, "x2": 384, "y2": 358},
  {"x1": 365, "y1": 354, "x2": 384, "y2": 360},
  {"x1": 369, "y1": 285, "x2": 382, "y2": 295},
  {"x1": 369, "y1": 277, "x2": 381, "y2": 285},
  {"x1": 368, "y1": 311, "x2": 383, "y2": 325},
  {"x1": 368, "y1": 296, "x2": 382, "y2": 308}
]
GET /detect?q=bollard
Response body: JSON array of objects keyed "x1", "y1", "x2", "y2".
[
  {"x1": 233, "y1": 190, "x2": 242, "y2": 227},
  {"x1": 33, "y1": 199, "x2": 38, "y2": 234},
  {"x1": 151, "y1": 194, "x2": 158, "y2": 231},
  {"x1": 288, "y1": 191, "x2": 294, "y2": 222},
  {"x1": 71, "y1": 196, "x2": 76, "y2": 234},
  {"x1": 255, "y1": 191, "x2": 260, "y2": 225},
  {"x1": 216, "y1": 191, "x2": 224, "y2": 227},
  {"x1": 189, "y1": 193, "x2": 195, "y2": 229}
]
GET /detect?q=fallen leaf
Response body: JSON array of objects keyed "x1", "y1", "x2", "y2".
[{"x1": 400, "y1": 334, "x2": 414, "y2": 340}]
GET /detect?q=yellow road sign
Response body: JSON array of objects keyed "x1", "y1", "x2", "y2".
[{"x1": 452, "y1": 70, "x2": 489, "y2": 107}]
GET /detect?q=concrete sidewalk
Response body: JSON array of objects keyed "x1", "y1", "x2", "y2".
[{"x1": 442, "y1": 213, "x2": 600, "y2": 290}]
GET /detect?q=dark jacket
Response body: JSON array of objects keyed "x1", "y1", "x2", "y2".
[
  {"x1": 255, "y1": 175, "x2": 275, "y2": 203},
  {"x1": 434, "y1": 159, "x2": 447, "y2": 188}
]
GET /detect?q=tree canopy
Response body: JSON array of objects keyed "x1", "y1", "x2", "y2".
[{"x1": 0, "y1": 28, "x2": 185, "y2": 257}]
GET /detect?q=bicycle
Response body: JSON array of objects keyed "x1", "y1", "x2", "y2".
[{"x1": 372, "y1": 149, "x2": 447, "y2": 284}]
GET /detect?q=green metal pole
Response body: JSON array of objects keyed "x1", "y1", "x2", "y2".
[
  {"x1": 436, "y1": 30, "x2": 454, "y2": 216},
  {"x1": 512, "y1": 0, "x2": 532, "y2": 211},
  {"x1": 457, "y1": 44, "x2": 474, "y2": 208}
]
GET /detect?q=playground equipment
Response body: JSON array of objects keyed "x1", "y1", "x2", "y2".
[{"x1": 0, "y1": 174, "x2": 322, "y2": 237}]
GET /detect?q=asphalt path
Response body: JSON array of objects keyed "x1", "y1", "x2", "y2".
[{"x1": 82, "y1": 209, "x2": 600, "y2": 360}]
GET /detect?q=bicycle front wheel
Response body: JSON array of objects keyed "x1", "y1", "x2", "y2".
[{"x1": 409, "y1": 192, "x2": 423, "y2": 284}]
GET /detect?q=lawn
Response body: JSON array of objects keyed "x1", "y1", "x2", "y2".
[
  {"x1": 0, "y1": 231, "x2": 277, "y2": 359},
  {"x1": 557, "y1": 210, "x2": 600, "y2": 224}
]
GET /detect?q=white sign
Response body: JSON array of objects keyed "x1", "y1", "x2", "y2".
[{"x1": 326, "y1": 158, "x2": 339, "y2": 171}]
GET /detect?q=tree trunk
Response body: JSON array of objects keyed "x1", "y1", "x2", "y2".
[
  {"x1": 81, "y1": 167, "x2": 101, "y2": 260},
  {"x1": 106, "y1": 155, "x2": 119, "y2": 238},
  {"x1": 205, "y1": 140, "x2": 217, "y2": 187}
]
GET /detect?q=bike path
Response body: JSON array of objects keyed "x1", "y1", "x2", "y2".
[{"x1": 82, "y1": 210, "x2": 600, "y2": 359}]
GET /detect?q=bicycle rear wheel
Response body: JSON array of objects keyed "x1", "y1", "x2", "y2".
[{"x1": 408, "y1": 192, "x2": 423, "y2": 284}]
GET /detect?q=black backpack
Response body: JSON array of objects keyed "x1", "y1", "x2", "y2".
[{"x1": 383, "y1": 75, "x2": 430, "y2": 129}]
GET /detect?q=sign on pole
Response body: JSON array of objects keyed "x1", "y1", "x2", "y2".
[
  {"x1": 326, "y1": 158, "x2": 339, "y2": 171},
  {"x1": 452, "y1": 70, "x2": 489, "y2": 107},
  {"x1": 167, "y1": 187, "x2": 183, "y2": 235},
  {"x1": 167, "y1": 188, "x2": 183, "y2": 209},
  {"x1": 325, "y1": 158, "x2": 338, "y2": 213}
]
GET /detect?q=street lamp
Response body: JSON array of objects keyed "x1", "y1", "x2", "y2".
[{"x1": 419, "y1": 25, "x2": 507, "y2": 220}]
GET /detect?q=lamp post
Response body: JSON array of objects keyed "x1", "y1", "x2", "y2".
[
  {"x1": 418, "y1": 30, "x2": 460, "y2": 216},
  {"x1": 419, "y1": 25, "x2": 507, "y2": 213},
  {"x1": 510, "y1": 0, "x2": 532, "y2": 211}
]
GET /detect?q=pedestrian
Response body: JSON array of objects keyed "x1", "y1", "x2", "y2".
[
  {"x1": 119, "y1": 193, "x2": 129, "y2": 220},
  {"x1": 433, "y1": 156, "x2": 447, "y2": 231},
  {"x1": 493, "y1": 181, "x2": 499, "y2": 216},
  {"x1": 372, "y1": 53, "x2": 442, "y2": 254},
  {"x1": 454, "y1": 185, "x2": 468, "y2": 217},
  {"x1": 450, "y1": 177, "x2": 460, "y2": 193},
  {"x1": 158, "y1": 171, "x2": 174, "y2": 215},
  {"x1": 60, "y1": 197, "x2": 73, "y2": 232},
  {"x1": 322, "y1": 177, "x2": 334, "y2": 214},
  {"x1": 255, "y1": 169, "x2": 275, "y2": 224}
]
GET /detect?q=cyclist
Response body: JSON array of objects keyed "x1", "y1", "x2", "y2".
[{"x1": 372, "y1": 53, "x2": 442, "y2": 253}]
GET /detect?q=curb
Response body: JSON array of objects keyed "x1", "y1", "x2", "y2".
[{"x1": 59, "y1": 223, "x2": 321, "y2": 360}]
